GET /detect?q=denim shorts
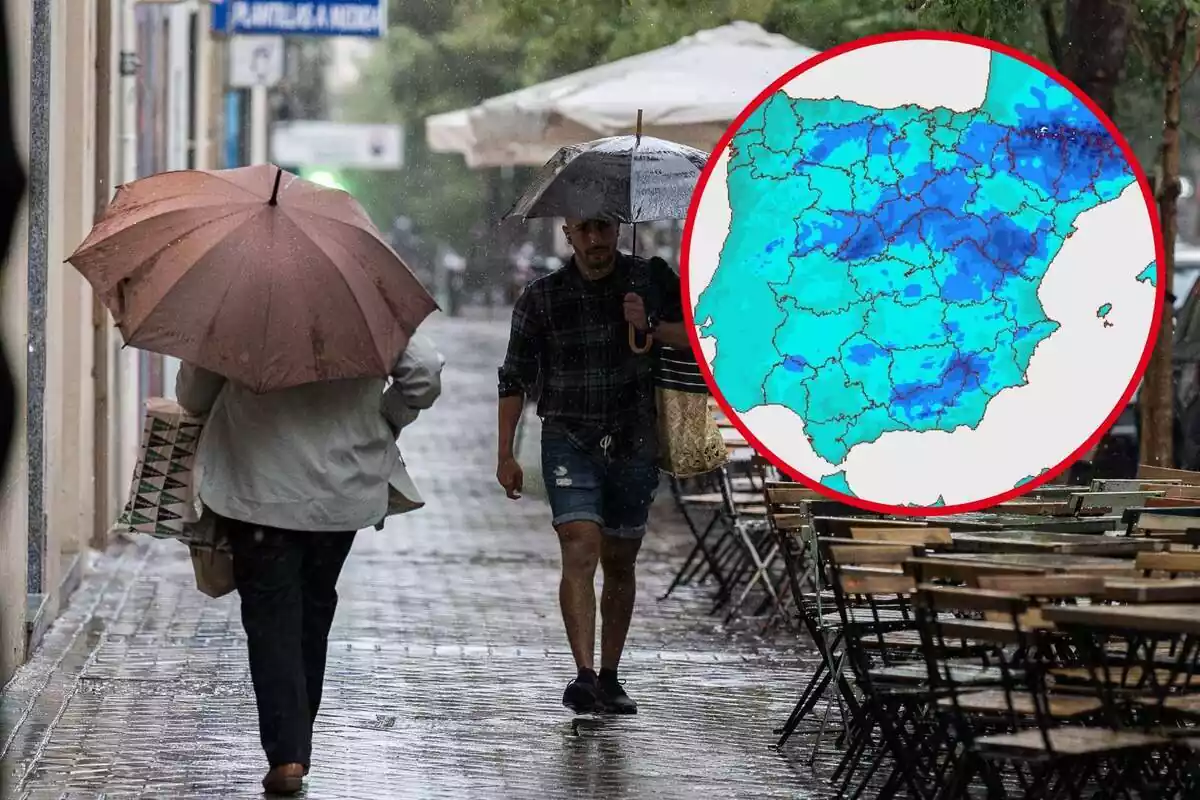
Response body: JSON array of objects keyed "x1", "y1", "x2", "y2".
[{"x1": 540, "y1": 430, "x2": 661, "y2": 539}]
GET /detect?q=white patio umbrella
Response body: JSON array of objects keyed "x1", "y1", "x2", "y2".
[{"x1": 425, "y1": 21, "x2": 819, "y2": 168}]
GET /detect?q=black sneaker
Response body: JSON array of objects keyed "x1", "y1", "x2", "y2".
[
  {"x1": 599, "y1": 675, "x2": 638, "y2": 714},
  {"x1": 562, "y1": 671, "x2": 601, "y2": 714}
]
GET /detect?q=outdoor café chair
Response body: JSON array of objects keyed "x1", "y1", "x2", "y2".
[{"x1": 914, "y1": 584, "x2": 1173, "y2": 800}]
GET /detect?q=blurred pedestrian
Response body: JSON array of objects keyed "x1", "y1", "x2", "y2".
[
  {"x1": 176, "y1": 334, "x2": 444, "y2": 795},
  {"x1": 495, "y1": 217, "x2": 689, "y2": 714}
]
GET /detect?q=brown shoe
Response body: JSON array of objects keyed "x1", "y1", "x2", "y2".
[{"x1": 262, "y1": 763, "x2": 304, "y2": 795}]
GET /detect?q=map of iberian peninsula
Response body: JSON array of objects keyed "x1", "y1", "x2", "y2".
[{"x1": 694, "y1": 51, "x2": 1137, "y2": 466}]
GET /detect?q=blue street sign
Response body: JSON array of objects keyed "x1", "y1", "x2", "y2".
[{"x1": 210, "y1": 0, "x2": 387, "y2": 38}]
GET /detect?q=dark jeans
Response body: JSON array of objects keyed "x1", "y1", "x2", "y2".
[
  {"x1": 226, "y1": 519, "x2": 356, "y2": 768},
  {"x1": 540, "y1": 429, "x2": 660, "y2": 539}
]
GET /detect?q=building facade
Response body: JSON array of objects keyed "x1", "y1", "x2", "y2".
[{"x1": 0, "y1": 0, "x2": 225, "y2": 685}]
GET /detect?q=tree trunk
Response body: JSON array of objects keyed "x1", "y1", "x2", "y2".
[
  {"x1": 1140, "y1": 5, "x2": 1190, "y2": 468},
  {"x1": 1048, "y1": 0, "x2": 1132, "y2": 479},
  {"x1": 1058, "y1": 0, "x2": 1131, "y2": 116}
]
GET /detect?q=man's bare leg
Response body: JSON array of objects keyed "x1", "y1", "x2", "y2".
[
  {"x1": 596, "y1": 535, "x2": 642, "y2": 714},
  {"x1": 599, "y1": 535, "x2": 642, "y2": 671},
  {"x1": 555, "y1": 520, "x2": 602, "y2": 671}
]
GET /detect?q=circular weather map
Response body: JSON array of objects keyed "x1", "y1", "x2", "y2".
[{"x1": 684, "y1": 33, "x2": 1163, "y2": 512}]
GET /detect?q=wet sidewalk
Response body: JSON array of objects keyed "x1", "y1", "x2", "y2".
[{"x1": 1, "y1": 314, "x2": 827, "y2": 800}]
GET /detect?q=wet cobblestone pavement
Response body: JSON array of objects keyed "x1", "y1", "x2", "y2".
[{"x1": 1, "y1": 314, "x2": 833, "y2": 799}]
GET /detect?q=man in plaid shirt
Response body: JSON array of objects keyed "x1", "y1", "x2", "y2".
[{"x1": 497, "y1": 217, "x2": 690, "y2": 714}]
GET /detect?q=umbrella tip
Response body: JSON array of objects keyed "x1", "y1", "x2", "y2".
[
  {"x1": 636, "y1": 109, "x2": 643, "y2": 143},
  {"x1": 268, "y1": 167, "x2": 284, "y2": 206}
]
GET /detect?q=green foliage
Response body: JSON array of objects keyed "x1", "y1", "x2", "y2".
[
  {"x1": 341, "y1": 0, "x2": 1197, "y2": 252},
  {"x1": 337, "y1": 0, "x2": 528, "y2": 250},
  {"x1": 1123, "y1": 0, "x2": 1200, "y2": 163},
  {"x1": 495, "y1": 0, "x2": 919, "y2": 80},
  {"x1": 499, "y1": 0, "x2": 748, "y2": 82},
  {"x1": 759, "y1": 0, "x2": 916, "y2": 49},
  {"x1": 917, "y1": 0, "x2": 1042, "y2": 40},
  {"x1": 911, "y1": 0, "x2": 1054, "y2": 57}
]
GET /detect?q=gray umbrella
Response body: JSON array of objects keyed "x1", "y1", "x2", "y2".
[{"x1": 502, "y1": 131, "x2": 708, "y2": 224}]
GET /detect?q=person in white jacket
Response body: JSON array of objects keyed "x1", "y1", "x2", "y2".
[{"x1": 176, "y1": 333, "x2": 444, "y2": 796}]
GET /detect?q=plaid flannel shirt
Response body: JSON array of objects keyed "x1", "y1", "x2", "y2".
[{"x1": 498, "y1": 252, "x2": 684, "y2": 459}]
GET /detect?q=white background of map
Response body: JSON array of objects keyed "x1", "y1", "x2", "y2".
[{"x1": 688, "y1": 39, "x2": 1159, "y2": 506}]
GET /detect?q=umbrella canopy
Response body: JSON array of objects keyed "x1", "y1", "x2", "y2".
[
  {"x1": 503, "y1": 134, "x2": 708, "y2": 224},
  {"x1": 426, "y1": 21, "x2": 819, "y2": 168},
  {"x1": 68, "y1": 164, "x2": 437, "y2": 393}
]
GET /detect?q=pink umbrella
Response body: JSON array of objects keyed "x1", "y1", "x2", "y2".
[{"x1": 68, "y1": 164, "x2": 438, "y2": 393}]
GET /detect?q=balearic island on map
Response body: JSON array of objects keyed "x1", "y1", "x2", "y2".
[{"x1": 690, "y1": 40, "x2": 1160, "y2": 509}]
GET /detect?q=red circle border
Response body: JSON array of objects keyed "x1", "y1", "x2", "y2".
[{"x1": 679, "y1": 29, "x2": 1167, "y2": 517}]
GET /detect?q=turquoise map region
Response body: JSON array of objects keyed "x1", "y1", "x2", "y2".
[
  {"x1": 1016, "y1": 469, "x2": 1050, "y2": 488},
  {"x1": 1137, "y1": 260, "x2": 1157, "y2": 287},
  {"x1": 695, "y1": 50, "x2": 1138, "y2": 470}
]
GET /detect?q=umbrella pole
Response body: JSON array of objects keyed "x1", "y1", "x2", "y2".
[
  {"x1": 632, "y1": 107, "x2": 643, "y2": 262},
  {"x1": 269, "y1": 167, "x2": 283, "y2": 206},
  {"x1": 629, "y1": 109, "x2": 653, "y2": 354},
  {"x1": 633, "y1": 108, "x2": 642, "y2": 262},
  {"x1": 629, "y1": 218, "x2": 652, "y2": 352}
]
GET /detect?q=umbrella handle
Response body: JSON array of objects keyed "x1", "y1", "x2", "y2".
[{"x1": 629, "y1": 322, "x2": 653, "y2": 354}]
